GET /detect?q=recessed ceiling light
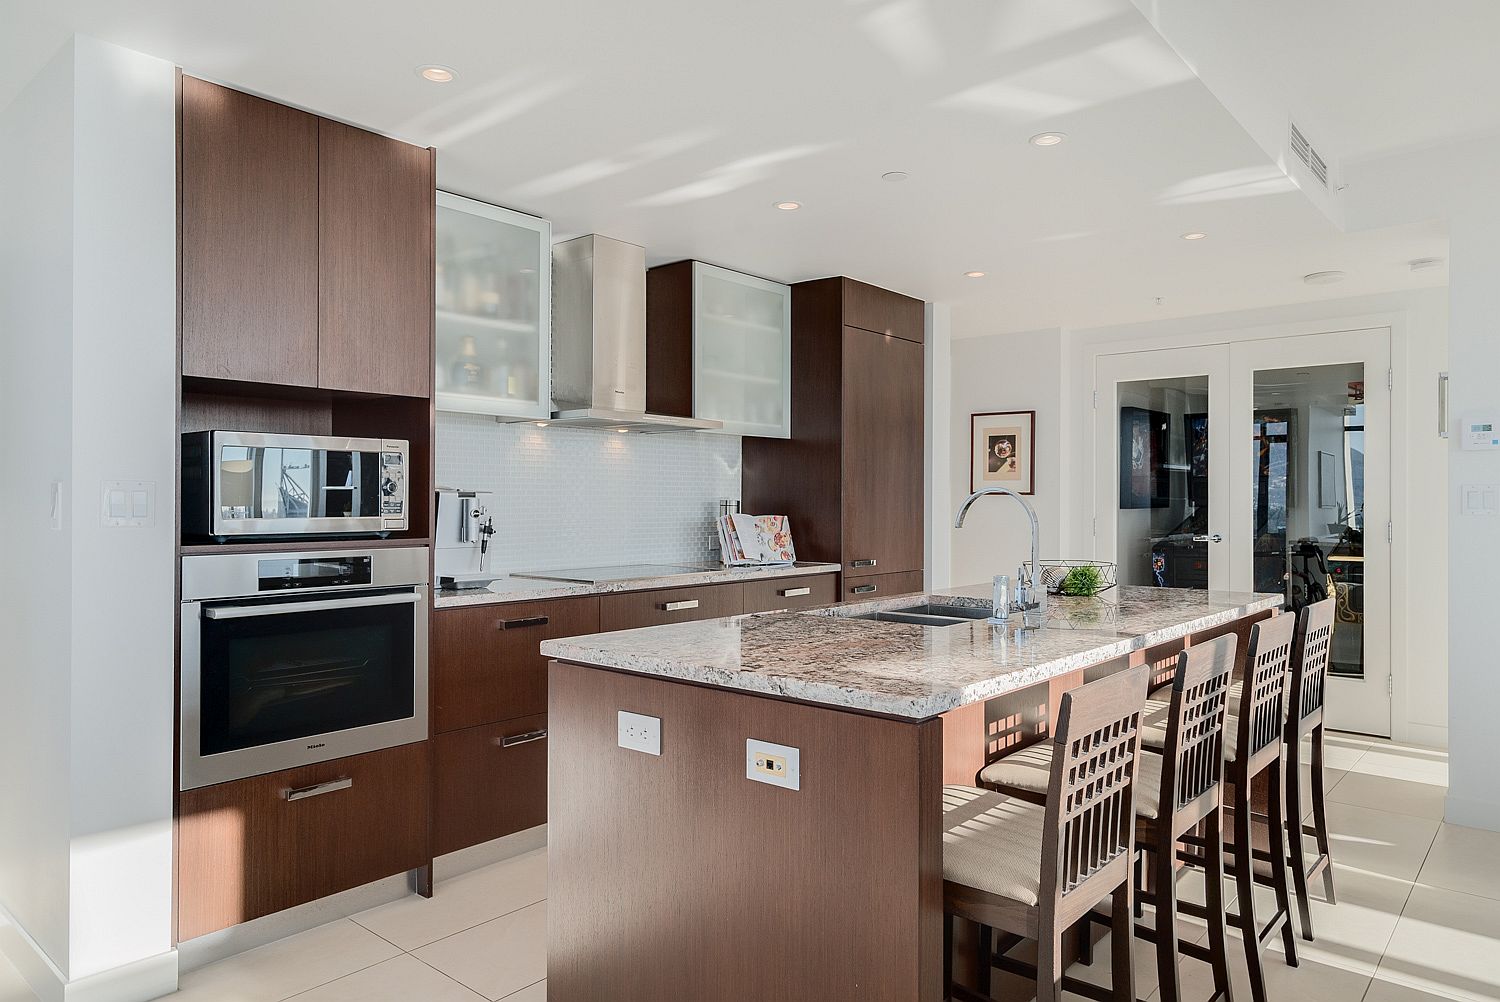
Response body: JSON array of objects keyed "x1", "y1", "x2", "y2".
[
  {"x1": 774, "y1": 200, "x2": 801, "y2": 211},
  {"x1": 417, "y1": 65, "x2": 456, "y2": 83},
  {"x1": 964, "y1": 271, "x2": 986, "y2": 278},
  {"x1": 615, "y1": 428, "x2": 630, "y2": 434},
  {"x1": 1029, "y1": 132, "x2": 1066, "y2": 147},
  {"x1": 1180, "y1": 231, "x2": 1207, "y2": 241},
  {"x1": 881, "y1": 171, "x2": 910, "y2": 182},
  {"x1": 533, "y1": 421, "x2": 549, "y2": 428},
  {"x1": 1303, "y1": 270, "x2": 1347, "y2": 285},
  {"x1": 1409, "y1": 257, "x2": 1446, "y2": 272}
]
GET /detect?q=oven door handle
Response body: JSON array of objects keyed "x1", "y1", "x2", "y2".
[{"x1": 204, "y1": 591, "x2": 422, "y2": 620}]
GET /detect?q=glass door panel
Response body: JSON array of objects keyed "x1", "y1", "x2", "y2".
[{"x1": 692, "y1": 262, "x2": 792, "y2": 438}]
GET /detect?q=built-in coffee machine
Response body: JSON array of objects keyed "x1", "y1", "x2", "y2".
[{"x1": 434, "y1": 488, "x2": 499, "y2": 590}]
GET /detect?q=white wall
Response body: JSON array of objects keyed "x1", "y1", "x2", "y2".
[
  {"x1": 0, "y1": 35, "x2": 178, "y2": 1001},
  {"x1": 944, "y1": 329, "x2": 1066, "y2": 588}
]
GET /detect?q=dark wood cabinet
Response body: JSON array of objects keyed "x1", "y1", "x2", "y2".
[
  {"x1": 180, "y1": 77, "x2": 319, "y2": 386},
  {"x1": 432, "y1": 596, "x2": 600, "y2": 734},
  {"x1": 176, "y1": 742, "x2": 428, "y2": 940},
  {"x1": 744, "y1": 277, "x2": 926, "y2": 586},
  {"x1": 742, "y1": 573, "x2": 839, "y2": 613},
  {"x1": 317, "y1": 120, "x2": 434, "y2": 398},
  {"x1": 599, "y1": 582, "x2": 745, "y2": 632},
  {"x1": 842, "y1": 570, "x2": 926, "y2": 603},
  {"x1": 178, "y1": 77, "x2": 434, "y2": 398},
  {"x1": 433, "y1": 715, "x2": 549, "y2": 856}
]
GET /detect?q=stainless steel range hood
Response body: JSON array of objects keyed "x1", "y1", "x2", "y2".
[{"x1": 549, "y1": 234, "x2": 722, "y2": 433}]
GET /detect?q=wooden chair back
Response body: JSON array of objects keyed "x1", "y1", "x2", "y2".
[
  {"x1": 1288, "y1": 598, "x2": 1336, "y2": 740},
  {"x1": 1159, "y1": 634, "x2": 1237, "y2": 837},
  {"x1": 1042, "y1": 665, "x2": 1149, "y2": 922},
  {"x1": 1235, "y1": 613, "x2": 1296, "y2": 775}
]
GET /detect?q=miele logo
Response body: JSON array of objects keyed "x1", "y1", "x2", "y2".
[{"x1": 306, "y1": 742, "x2": 326, "y2": 750}]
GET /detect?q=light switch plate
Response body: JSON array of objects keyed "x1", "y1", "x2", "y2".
[
  {"x1": 1461, "y1": 484, "x2": 1500, "y2": 516},
  {"x1": 101, "y1": 480, "x2": 155, "y2": 528},
  {"x1": 746, "y1": 738, "x2": 800, "y2": 791},
  {"x1": 617, "y1": 711, "x2": 661, "y2": 756}
]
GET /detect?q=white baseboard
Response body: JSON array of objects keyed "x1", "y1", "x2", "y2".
[
  {"x1": 0, "y1": 906, "x2": 177, "y2": 1002},
  {"x1": 1398, "y1": 721, "x2": 1449, "y2": 750},
  {"x1": 1445, "y1": 794, "x2": 1500, "y2": 833},
  {"x1": 178, "y1": 823, "x2": 548, "y2": 974}
]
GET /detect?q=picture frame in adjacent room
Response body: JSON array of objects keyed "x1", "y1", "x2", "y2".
[
  {"x1": 1120, "y1": 406, "x2": 1170, "y2": 509},
  {"x1": 970, "y1": 410, "x2": 1036, "y2": 495}
]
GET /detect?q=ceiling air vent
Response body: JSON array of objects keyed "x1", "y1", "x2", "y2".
[{"x1": 1288, "y1": 121, "x2": 1330, "y2": 189}]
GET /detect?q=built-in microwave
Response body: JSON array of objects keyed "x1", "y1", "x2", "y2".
[
  {"x1": 179, "y1": 546, "x2": 429, "y2": 790},
  {"x1": 182, "y1": 431, "x2": 408, "y2": 541}
]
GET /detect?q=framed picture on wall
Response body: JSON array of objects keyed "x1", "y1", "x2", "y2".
[
  {"x1": 1120, "y1": 406, "x2": 1170, "y2": 509},
  {"x1": 970, "y1": 410, "x2": 1036, "y2": 495}
]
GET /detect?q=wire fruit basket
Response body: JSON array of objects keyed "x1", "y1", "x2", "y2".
[{"x1": 1024, "y1": 560, "x2": 1118, "y2": 597}]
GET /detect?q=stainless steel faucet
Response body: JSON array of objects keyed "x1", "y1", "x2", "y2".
[{"x1": 954, "y1": 487, "x2": 1044, "y2": 620}]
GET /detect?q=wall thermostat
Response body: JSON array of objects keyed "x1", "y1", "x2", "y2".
[{"x1": 1461, "y1": 414, "x2": 1500, "y2": 451}]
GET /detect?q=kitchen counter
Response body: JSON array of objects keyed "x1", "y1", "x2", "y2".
[
  {"x1": 540, "y1": 584, "x2": 1284, "y2": 719},
  {"x1": 432, "y1": 560, "x2": 842, "y2": 608}
]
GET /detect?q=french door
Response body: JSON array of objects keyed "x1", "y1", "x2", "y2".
[{"x1": 1095, "y1": 329, "x2": 1392, "y2": 736}]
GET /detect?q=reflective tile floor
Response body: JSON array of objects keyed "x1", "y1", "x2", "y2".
[{"x1": 0, "y1": 734, "x2": 1486, "y2": 1001}]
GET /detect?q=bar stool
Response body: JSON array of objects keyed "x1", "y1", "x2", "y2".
[
  {"x1": 1176, "y1": 613, "x2": 1300, "y2": 1002},
  {"x1": 1282, "y1": 597, "x2": 1338, "y2": 940},
  {"x1": 980, "y1": 637, "x2": 1239, "y2": 1002},
  {"x1": 941, "y1": 665, "x2": 1150, "y2": 1002}
]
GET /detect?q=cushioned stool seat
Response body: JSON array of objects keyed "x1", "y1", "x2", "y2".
[
  {"x1": 941, "y1": 785, "x2": 1047, "y2": 906},
  {"x1": 977, "y1": 744, "x2": 1165, "y2": 820},
  {"x1": 1142, "y1": 692, "x2": 1240, "y2": 760}
]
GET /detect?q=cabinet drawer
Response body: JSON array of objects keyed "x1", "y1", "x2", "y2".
[
  {"x1": 841, "y1": 570, "x2": 925, "y2": 603},
  {"x1": 433, "y1": 596, "x2": 600, "y2": 734},
  {"x1": 842, "y1": 277, "x2": 924, "y2": 343},
  {"x1": 743, "y1": 574, "x2": 838, "y2": 613},
  {"x1": 599, "y1": 583, "x2": 744, "y2": 632},
  {"x1": 177, "y1": 742, "x2": 428, "y2": 940},
  {"x1": 433, "y1": 715, "x2": 549, "y2": 856}
]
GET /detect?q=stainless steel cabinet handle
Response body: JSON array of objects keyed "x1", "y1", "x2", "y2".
[
  {"x1": 1439, "y1": 372, "x2": 1450, "y2": 438},
  {"x1": 850, "y1": 559, "x2": 878, "y2": 568},
  {"x1": 1192, "y1": 534, "x2": 1224, "y2": 544},
  {"x1": 778, "y1": 587, "x2": 812, "y2": 598},
  {"x1": 850, "y1": 584, "x2": 878, "y2": 595},
  {"x1": 496, "y1": 729, "x2": 548, "y2": 748},
  {"x1": 498, "y1": 615, "x2": 549, "y2": 630},
  {"x1": 659, "y1": 600, "x2": 700, "y2": 611},
  {"x1": 282, "y1": 777, "x2": 353, "y2": 802},
  {"x1": 206, "y1": 591, "x2": 420, "y2": 620}
]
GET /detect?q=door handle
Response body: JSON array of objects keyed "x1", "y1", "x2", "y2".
[
  {"x1": 659, "y1": 599, "x2": 700, "y2": 612},
  {"x1": 206, "y1": 591, "x2": 421, "y2": 619},
  {"x1": 778, "y1": 587, "x2": 812, "y2": 598},
  {"x1": 497, "y1": 615, "x2": 549, "y2": 630},
  {"x1": 1192, "y1": 534, "x2": 1224, "y2": 544},
  {"x1": 850, "y1": 559, "x2": 878, "y2": 568},
  {"x1": 496, "y1": 729, "x2": 547, "y2": 748},
  {"x1": 850, "y1": 584, "x2": 878, "y2": 595},
  {"x1": 282, "y1": 777, "x2": 353, "y2": 802}
]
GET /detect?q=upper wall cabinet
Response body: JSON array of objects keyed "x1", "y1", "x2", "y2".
[
  {"x1": 179, "y1": 77, "x2": 434, "y2": 398},
  {"x1": 647, "y1": 261, "x2": 792, "y2": 438},
  {"x1": 434, "y1": 192, "x2": 552, "y2": 419},
  {"x1": 180, "y1": 77, "x2": 320, "y2": 386}
]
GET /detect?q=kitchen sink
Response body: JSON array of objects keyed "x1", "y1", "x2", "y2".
[{"x1": 850, "y1": 602, "x2": 993, "y2": 628}]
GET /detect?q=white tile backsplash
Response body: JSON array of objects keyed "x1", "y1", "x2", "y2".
[{"x1": 435, "y1": 412, "x2": 741, "y2": 572}]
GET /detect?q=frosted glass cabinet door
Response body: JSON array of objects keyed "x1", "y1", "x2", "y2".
[
  {"x1": 692, "y1": 262, "x2": 792, "y2": 438},
  {"x1": 434, "y1": 192, "x2": 551, "y2": 419}
]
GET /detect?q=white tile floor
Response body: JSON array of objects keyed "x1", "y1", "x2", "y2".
[{"x1": 0, "y1": 734, "x2": 1494, "y2": 1001}]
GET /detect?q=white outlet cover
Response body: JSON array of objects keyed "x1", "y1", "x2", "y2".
[
  {"x1": 746, "y1": 738, "x2": 800, "y2": 791},
  {"x1": 617, "y1": 710, "x2": 661, "y2": 756}
]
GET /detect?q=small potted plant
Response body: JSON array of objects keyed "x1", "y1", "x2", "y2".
[{"x1": 1058, "y1": 564, "x2": 1106, "y2": 598}]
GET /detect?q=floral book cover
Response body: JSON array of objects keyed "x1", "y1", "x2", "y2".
[{"x1": 719, "y1": 513, "x2": 796, "y2": 565}]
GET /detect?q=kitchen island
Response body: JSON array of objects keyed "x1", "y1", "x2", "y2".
[{"x1": 541, "y1": 585, "x2": 1283, "y2": 1002}]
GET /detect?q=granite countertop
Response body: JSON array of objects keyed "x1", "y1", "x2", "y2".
[
  {"x1": 433, "y1": 561, "x2": 843, "y2": 608},
  {"x1": 539, "y1": 585, "x2": 1285, "y2": 719}
]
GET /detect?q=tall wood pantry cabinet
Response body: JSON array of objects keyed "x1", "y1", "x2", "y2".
[{"x1": 743, "y1": 277, "x2": 926, "y2": 601}]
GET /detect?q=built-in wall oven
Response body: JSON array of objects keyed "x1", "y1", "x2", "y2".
[{"x1": 180, "y1": 546, "x2": 428, "y2": 790}]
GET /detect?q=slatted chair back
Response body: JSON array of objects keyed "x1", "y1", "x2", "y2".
[
  {"x1": 1158, "y1": 634, "x2": 1237, "y2": 837},
  {"x1": 1041, "y1": 665, "x2": 1149, "y2": 923},
  {"x1": 1288, "y1": 598, "x2": 1336, "y2": 741},
  {"x1": 1236, "y1": 612, "x2": 1297, "y2": 775}
]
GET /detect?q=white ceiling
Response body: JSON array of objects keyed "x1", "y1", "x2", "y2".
[{"x1": 1, "y1": 0, "x2": 1449, "y2": 338}]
